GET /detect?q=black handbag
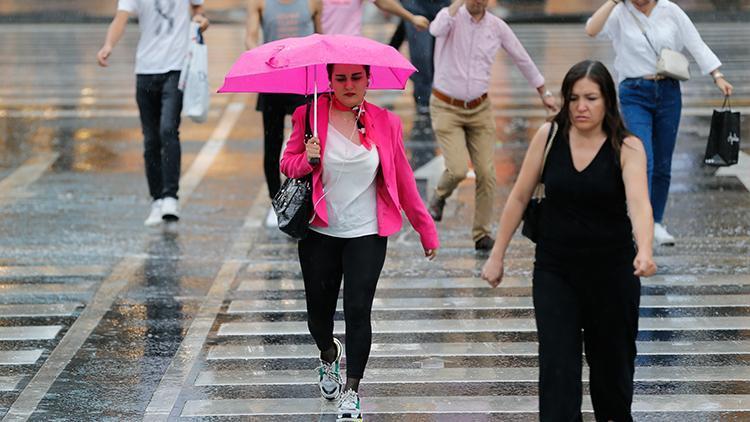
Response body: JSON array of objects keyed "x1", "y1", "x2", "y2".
[
  {"x1": 272, "y1": 101, "x2": 314, "y2": 239},
  {"x1": 704, "y1": 96, "x2": 740, "y2": 167},
  {"x1": 521, "y1": 122, "x2": 557, "y2": 243}
]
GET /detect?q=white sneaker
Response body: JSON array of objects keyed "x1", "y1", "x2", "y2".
[
  {"x1": 265, "y1": 207, "x2": 278, "y2": 228},
  {"x1": 654, "y1": 223, "x2": 675, "y2": 246},
  {"x1": 144, "y1": 199, "x2": 163, "y2": 226},
  {"x1": 161, "y1": 197, "x2": 180, "y2": 222},
  {"x1": 317, "y1": 338, "x2": 343, "y2": 400},
  {"x1": 337, "y1": 389, "x2": 362, "y2": 421}
]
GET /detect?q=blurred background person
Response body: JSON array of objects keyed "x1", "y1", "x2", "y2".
[
  {"x1": 245, "y1": 0, "x2": 322, "y2": 227},
  {"x1": 427, "y1": 0, "x2": 557, "y2": 251},
  {"x1": 585, "y1": 0, "x2": 734, "y2": 246},
  {"x1": 97, "y1": 0, "x2": 209, "y2": 226}
]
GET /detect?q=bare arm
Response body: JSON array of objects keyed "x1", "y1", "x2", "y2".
[
  {"x1": 585, "y1": 0, "x2": 618, "y2": 37},
  {"x1": 481, "y1": 123, "x2": 552, "y2": 287},
  {"x1": 310, "y1": 0, "x2": 323, "y2": 33},
  {"x1": 245, "y1": 0, "x2": 262, "y2": 50},
  {"x1": 97, "y1": 10, "x2": 130, "y2": 67},
  {"x1": 620, "y1": 136, "x2": 656, "y2": 277},
  {"x1": 373, "y1": 0, "x2": 429, "y2": 31}
]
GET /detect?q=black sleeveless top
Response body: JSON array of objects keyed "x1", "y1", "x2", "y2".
[{"x1": 537, "y1": 130, "x2": 634, "y2": 254}]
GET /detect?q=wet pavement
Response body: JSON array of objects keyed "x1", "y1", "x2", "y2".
[{"x1": 0, "y1": 19, "x2": 749, "y2": 421}]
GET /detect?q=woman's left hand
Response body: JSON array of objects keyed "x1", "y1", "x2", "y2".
[
  {"x1": 716, "y1": 77, "x2": 733, "y2": 96},
  {"x1": 633, "y1": 251, "x2": 656, "y2": 277},
  {"x1": 424, "y1": 248, "x2": 437, "y2": 261}
]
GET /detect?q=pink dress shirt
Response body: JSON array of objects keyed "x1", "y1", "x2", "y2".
[
  {"x1": 430, "y1": 6, "x2": 545, "y2": 102},
  {"x1": 321, "y1": 0, "x2": 373, "y2": 35},
  {"x1": 280, "y1": 96, "x2": 440, "y2": 251}
]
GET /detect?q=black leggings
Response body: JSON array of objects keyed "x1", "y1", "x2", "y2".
[
  {"x1": 533, "y1": 247, "x2": 640, "y2": 422},
  {"x1": 298, "y1": 230, "x2": 388, "y2": 379}
]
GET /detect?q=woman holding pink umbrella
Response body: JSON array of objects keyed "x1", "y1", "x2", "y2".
[{"x1": 280, "y1": 63, "x2": 439, "y2": 420}]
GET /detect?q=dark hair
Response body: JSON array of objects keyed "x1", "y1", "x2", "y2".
[
  {"x1": 326, "y1": 63, "x2": 371, "y2": 81},
  {"x1": 552, "y1": 60, "x2": 631, "y2": 157}
]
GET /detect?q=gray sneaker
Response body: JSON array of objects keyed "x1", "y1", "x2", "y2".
[{"x1": 317, "y1": 338, "x2": 343, "y2": 400}]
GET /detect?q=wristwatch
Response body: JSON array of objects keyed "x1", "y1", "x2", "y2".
[
  {"x1": 542, "y1": 90, "x2": 553, "y2": 98},
  {"x1": 712, "y1": 71, "x2": 725, "y2": 82}
]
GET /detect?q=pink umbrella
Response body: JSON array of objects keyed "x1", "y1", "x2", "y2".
[{"x1": 218, "y1": 34, "x2": 417, "y2": 136}]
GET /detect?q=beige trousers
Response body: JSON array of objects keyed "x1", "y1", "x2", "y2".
[{"x1": 429, "y1": 94, "x2": 497, "y2": 242}]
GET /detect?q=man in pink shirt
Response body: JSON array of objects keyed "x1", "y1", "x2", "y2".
[
  {"x1": 321, "y1": 0, "x2": 429, "y2": 36},
  {"x1": 427, "y1": 0, "x2": 558, "y2": 251}
]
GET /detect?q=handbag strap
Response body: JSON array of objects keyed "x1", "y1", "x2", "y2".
[
  {"x1": 538, "y1": 122, "x2": 558, "y2": 181},
  {"x1": 722, "y1": 95, "x2": 732, "y2": 110},
  {"x1": 624, "y1": 4, "x2": 660, "y2": 57}
]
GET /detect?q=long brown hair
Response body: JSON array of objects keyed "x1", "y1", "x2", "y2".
[{"x1": 552, "y1": 60, "x2": 631, "y2": 157}]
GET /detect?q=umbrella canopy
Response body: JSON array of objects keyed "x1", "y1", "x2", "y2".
[{"x1": 218, "y1": 34, "x2": 417, "y2": 95}]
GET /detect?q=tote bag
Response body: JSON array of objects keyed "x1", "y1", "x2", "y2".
[
  {"x1": 704, "y1": 96, "x2": 741, "y2": 166},
  {"x1": 179, "y1": 23, "x2": 209, "y2": 123}
]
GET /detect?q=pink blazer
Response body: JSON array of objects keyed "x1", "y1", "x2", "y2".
[{"x1": 280, "y1": 96, "x2": 439, "y2": 250}]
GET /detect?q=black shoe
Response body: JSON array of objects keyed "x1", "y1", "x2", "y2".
[
  {"x1": 475, "y1": 236, "x2": 495, "y2": 251},
  {"x1": 428, "y1": 196, "x2": 445, "y2": 222}
]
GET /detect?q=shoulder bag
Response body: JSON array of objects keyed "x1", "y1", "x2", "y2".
[
  {"x1": 521, "y1": 122, "x2": 558, "y2": 243},
  {"x1": 272, "y1": 101, "x2": 314, "y2": 239},
  {"x1": 625, "y1": 5, "x2": 690, "y2": 81}
]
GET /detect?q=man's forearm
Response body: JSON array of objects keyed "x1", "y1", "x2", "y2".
[{"x1": 374, "y1": 0, "x2": 415, "y2": 22}]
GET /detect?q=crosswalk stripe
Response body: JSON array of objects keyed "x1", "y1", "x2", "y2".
[
  {"x1": 218, "y1": 317, "x2": 750, "y2": 336},
  {"x1": 195, "y1": 366, "x2": 750, "y2": 386},
  {"x1": 207, "y1": 340, "x2": 750, "y2": 361},
  {"x1": 0, "y1": 304, "x2": 81, "y2": 317},
  {"x1": 0, "y1": 265, "x2": 106, "y2": 279},
  {"x1": 227, "y1": 294, "x2": 750, "y2": 313},
  {"x1": 0, "y1": 376, "x2": 24, "y2": 392},
  {"x1": 0, "y1": 152, "x2": 59, "y2": 208},
  {"x1": 0, "y1": 326, "x2": 62, "y2": 341},
  {"x1": 0, "y1": 350, "x2": 43, "y2": 365},
  {"x1": 0, "y1": 283, "x2": 95, "y2": 296},
  {"x1": 236, "y1": 274, "x2": 750, "y2": 291},
  {"x1": 181, "y1": 394, "x2": 750, "y2": 416}
]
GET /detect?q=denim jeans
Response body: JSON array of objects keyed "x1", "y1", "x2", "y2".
[
  {"x1": 619, "y1": 78, "x2": 682, "y2": 223},
  {"x1": 401, "y1": 0, "x2": 451, "y2": 110},
  {"x1": 136, "y1": 71, "x2": 183, "y2": 200}
]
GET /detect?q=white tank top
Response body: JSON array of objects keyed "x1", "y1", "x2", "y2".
[{"x1": 310, "y1": 123, "x2": 379, "y2": 238}]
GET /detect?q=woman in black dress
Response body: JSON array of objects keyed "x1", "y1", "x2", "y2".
[{"x1": 481, "y1": 60, "x2": 656, "y2": 421}]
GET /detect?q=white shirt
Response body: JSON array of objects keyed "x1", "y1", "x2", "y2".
[
  {"x1": 118, "y1": 0, "x2": 203, "y2": 74},
  {"x1": 310, "y1": 123, "x2": 380, "y2": 238},
  {"x1": 593, "y1": 0, "x2": 720, "y2": 83}
]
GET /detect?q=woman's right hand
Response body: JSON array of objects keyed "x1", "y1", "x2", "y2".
[
  {"x1": 305, "y1": 136, "x2": 321, "y2": 162},
  {"x1": 481, "y1": 255, "x2": 504, "y2": 288}
]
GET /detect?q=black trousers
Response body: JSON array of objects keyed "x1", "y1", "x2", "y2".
[
  {"x1": 257, "y1": 93, "x2": 306, "y2": 199},
  {"x1": 298, "y1": 230, "x2": 388, "y2": 379},
  {"x1": 136, "y1": 71, "x2": 183, "y2": 200},
  {"x1": 533, "y1": 246, "x2": 640, "y2": 422}
]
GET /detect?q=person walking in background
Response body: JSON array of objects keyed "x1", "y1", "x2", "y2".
[
  {"x1": 400, "y1": 0, "x2": 451, "y2": 132},
  {"x1": 482, "y1": 60, "x2": 656, "y2": 421},
  {"x1": 280, "y1": 63, "x2": 439, "y2": 420},
  {"x1": 245, "y1": 0, "x2": 322, "y2": 227},
  {"x1": 585, "y1": 0, "x2": 734, "y2": 246},
  {"x1": 321, "y1": 0, "x2": 428, "y2": 37},
  {"x1": 427, "y1": 0, "x2": 558, "y2": 251},
  {"x1": 97, "y1": 0, "x2": 209, "y2": 226}
]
